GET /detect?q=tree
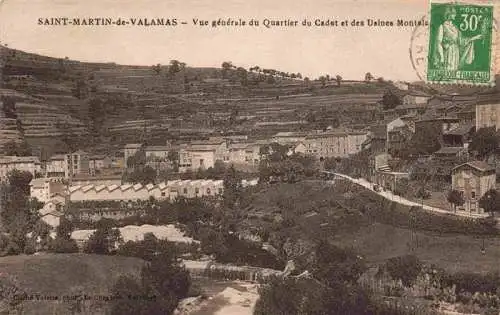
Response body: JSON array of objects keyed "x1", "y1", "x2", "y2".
[
  {"x1": 123, "y1": 166, "x2": 157, "y2": 185},
  {"x1": 110, "y1": 275, "x2": 146, "y2": 315},
  {"x1": 168, "y1": 60, "x2": 185, "y2": 75},
  {"x1": 447, "y1": 189, "x2": 465, "y2": 212},
  {"x1": 236, "y1": 67, "x2": 248, "y2": 86},
  {"x1": 335, "y1": 75, "x2": 342, "y2": 86},
  {"x1": 381, "y1": 89, "x2": 402, "y2": 110},
  {"x1": 83, "y1": 219, "x2": 123, "y2": 254},
  {"x1": 318, "y1": 76, "x2": 327, "y2": 88},
  {"x1": 312, "y1": 240, "x2": 366, "y2": 287},
  {"x1": 152, "y1": 63, "x2": 161, "y2": 75},
  {"x1": 112, "y1": 238, "x2": 191, "y2": 315},
  {"x1": 469, "y1": 127, "x2": 499, "y2": 159},
  {"x1": 49, "y1": 217, "x2": 79, "y2": 253},
  {"x1": 479, "y1": 189, "x2": 500, "y2": 216},
  {"x1": 383, "y1": 255, "x2": 423, "y2": 287},
  {"x1": 223, "y1": 165, "x2": 242, "y2": 208},
  {"x1": 364, "y1": 72, "x2": 374, "y2": 82},
  {"x1": 0, "y1": 171, "x2": 42, "y2": 254}
]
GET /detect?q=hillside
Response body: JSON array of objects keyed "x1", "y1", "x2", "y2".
[
  {"x1": 238, "y1": 181, "x2": 500, "y2": 274},
  {"x1": 0, "y1": 46, "x2": 397, "y2": 155},
  {"x1": 0, "y1": 253, "x2": 144, "y2": 315}
]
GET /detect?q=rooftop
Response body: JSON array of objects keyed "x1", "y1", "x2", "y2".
[
  {"x1": 453, "y1": 161, "x2": 495, "y2": 172},
  {"x1": 0, "y1": 156, "x2": 41, "y2": 164}
]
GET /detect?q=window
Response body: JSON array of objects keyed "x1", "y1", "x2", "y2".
[
  {"x1": 471, "y1": 191, "x2": 476, "y2": 199},
  {"x1": 183, "y1": 188, "x2": 188, "y2": 194},
  {"x1": 161, "y1": 192, "x2": 166, "y2": 197}
]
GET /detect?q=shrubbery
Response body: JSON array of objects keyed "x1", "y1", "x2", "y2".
[
  {"x1": 111, "y1": 234, "x2": 191, "y2": 315},
  {"x1": 349, "y1": 190, "x2": 498, "y2": 236}
]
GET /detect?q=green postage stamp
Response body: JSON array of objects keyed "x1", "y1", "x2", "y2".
[{"x1": 427, "y1": 2, "x2": 495, "y2": 85}]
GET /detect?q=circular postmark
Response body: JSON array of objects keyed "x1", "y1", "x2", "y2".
[{"x1": 409, "y1": 13, "x2": 499, "y2": 96}]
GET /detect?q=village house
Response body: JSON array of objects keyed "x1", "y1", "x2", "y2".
[
  {"x1": 346, "y1": 131, "x2": 368, "y2": 155},
  {"x1": 39, "y1": 196, "x2": 65, "y2": 228},
  {"x1": 304, "y1": 131, "x2": 349, "y2": 158},
  {"x1": 178, "y1": 138, "x2": 228, "y2": 172},
  {"x1": 476, "y1": 101, "x2": 500, "y2": 130},
  {"x1": 386, "y1": 117, "x2": 416, "y2": 155},
  {"x1": 361, "y1": 125, "x2": 387, "y2": 154},
  {"x1": 144, "y1": 144, "x2": 173, "y2": 160},
  {"x1": 89, "y1": 155, "x2": 112, "y2": 175},
  {"x1": 432, "y1": 147, "x2": 469, "y2": 163},
  {"x1": 456, "y1": 103, "x2": 476, "y2": 123},
  {"x1": 402, "y1": 92, "x2": 430, "y2": 106},
  {"x1": 393, "y1": 103, "x2": 427, "y2": 117},
  {"x1": 451, "y1": 161, "x2": 496, "y2": 213},
  {"x1": 0, "y1": 156, "x2": 42, "y2": 180},
  {"x1": 227, "y1": 141, "x2": 262, "y2": 166},
  {"x1": 442, "y1": 122, "x2": 475, "y2": 148},
  {"x1": 45, "y1": 154, "x2": 66, "y2": 177},
  {"x1": 29, "y1": 177, "x2": 65, "y2": 203},
  {"x1": 65, "y1": 150, "x2": 90, "y2": 178}
]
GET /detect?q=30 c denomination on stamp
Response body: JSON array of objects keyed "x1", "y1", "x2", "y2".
[{"x1": 427, "y1": 2, "x2": 495, "y2": 86}]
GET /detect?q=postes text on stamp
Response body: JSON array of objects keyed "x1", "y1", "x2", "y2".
[{"x1": 427, "y1": 2, "x2": 495, "y2": 85}]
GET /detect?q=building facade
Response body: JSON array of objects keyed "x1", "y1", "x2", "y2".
[
  {"x1": 69, "y1": 179, "x2": 225, "y2": 202},
  {"x1": 451, "y1": 161, "x2": 496, "y2": 213},
  {"x1": 0, "y1": 156, "x2": 42, "y2": 180},
  {"x1": 29, "y1": 177, "x2": 65, "y2": 203},
  {"x1": 178, "y1": 139, "x2": 228, "y2": 172},
  {"x1": 65, "y1": 150, "x2": 90, "y2": 178},
  {"x1": 476, "y1": 102, "x2": 500, "y2": 130}
]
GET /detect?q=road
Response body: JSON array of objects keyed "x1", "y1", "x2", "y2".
[{"x1": 323, "y1": 171, "x2": 490, "y2": 219}]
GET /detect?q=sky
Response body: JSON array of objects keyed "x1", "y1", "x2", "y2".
[{"x1": 0, "y1": 0, "x2": 440, "y2": 81}]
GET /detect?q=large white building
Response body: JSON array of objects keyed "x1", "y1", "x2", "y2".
[
  {"x1": 69, "y1": 179, "x2": 225, "y2": 202},
  {"x1": 0, "y1": 156, "x2": 42, "y2": 180}
]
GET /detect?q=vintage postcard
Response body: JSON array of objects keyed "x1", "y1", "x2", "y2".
[{"x1": 2, "y1": 0, "x2": 500, "y2": 314}]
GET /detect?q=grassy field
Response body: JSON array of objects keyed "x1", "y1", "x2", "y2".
[
  {"x1": 332, "y1": 222, "x2": 500, "y2": 274},
  {"x1": 0, "y1": 253, "x2": 144, "y2": 315},
  {"x1": 242, "y1": 181, "x2": 500, "y2": 275}
]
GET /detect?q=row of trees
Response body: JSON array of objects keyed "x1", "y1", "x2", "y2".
[{"x1": 258, "y1": 143, "x2": 319, "y2": 183}]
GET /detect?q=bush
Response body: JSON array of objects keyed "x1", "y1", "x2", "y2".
[
  {"x1": 23, "y1": 239, "x2": 36, "y2": 255},
  {"x1": 384, "y1": 255, "x2": 423, "y2": 287},
  {"x1": 49, "y1": 238, "x2": 79, "y2": 253}
]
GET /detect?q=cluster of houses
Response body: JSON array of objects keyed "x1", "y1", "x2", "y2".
[
  {"x1": 364, "y1": 92, "x2": 500, "y2": 215},
  {"x1": 3, "y1": 89, "x2": 500, "y2": 218}
]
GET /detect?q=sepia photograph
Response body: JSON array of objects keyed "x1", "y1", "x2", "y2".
[{"x1": 1, "y1": 0, "x2": 500, "y2": 314}]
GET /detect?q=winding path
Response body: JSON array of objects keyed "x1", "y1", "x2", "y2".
[{"x1": 323, "y1": 171, "x2": 490, "y2": 219}]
